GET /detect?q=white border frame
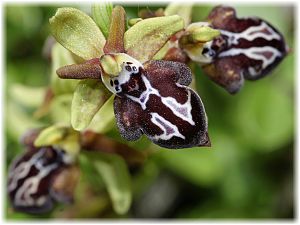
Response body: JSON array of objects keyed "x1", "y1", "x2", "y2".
[{"x1": 0, "y1": 0, "x2": 298, "y2": 224}]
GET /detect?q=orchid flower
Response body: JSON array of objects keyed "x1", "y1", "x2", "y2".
[
  {"x1": 50, "y1": 5, "x2": 210, "y2": 149},
  {"x1": 8, "y1": 122, "x2": 146, "y2": 214},
  {"x1": 8, "y1": 128, "x2": 80, "y2": 214},
  {"x1": 179, "y1": 5, "x2": 289, "y2": 93},
  {"x1": 139, "y1": 4, "x2": 288, "y2": 94}
]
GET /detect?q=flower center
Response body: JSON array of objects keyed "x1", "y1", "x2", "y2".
[{"x1": 100, "y1": 53, "x2": 144, "y2": 95}]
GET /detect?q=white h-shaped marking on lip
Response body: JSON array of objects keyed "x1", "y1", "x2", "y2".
[
  {"x1": 126, "y1": 75, "x2": 195, "y2": 126},
  {"x1": 10, "y1": 148, "x2": 60, "y2": 207},
  {"x1": 220, "y1": 21, "x2": 281, "y2": 46},
  {"x1": 15, "y1": 162, "x2": 58, "y2": 207},
  {"x1": 150, "y1": 112, "x2": 185, "y2": 141},
  {"x1": 216, "y1": 21, "x2": 283, "y2": 77},
  {"x1": 218, "y1": 46, "x2": 282, "y2": 73},
  {"x1": 126, "y1": 75, "x2": 159, "y2": 110},
  {"x1": 8, "y1": 149, "x2": 45, "y2": 192}
]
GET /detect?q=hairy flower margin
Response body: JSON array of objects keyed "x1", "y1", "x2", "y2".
[
  {"x1": 51, "y1": 3, "x2": 288, "y2": 147},
  {"x1": 8, "y1": 125, "x2": 146, "y2": 214},
  {"x1": 7, "y1": 2, "x2": 289, "y2": 216},
  {"x1": 183, "y1": 6, "x2": 288, "y2": 93},
  {"x1": 51, "y1": 5, "x2": 211, "y2": 149},
  {"x1": 8, "y1": 128, "x2": 80, "y2": 214},
  {"x1": 152, "y1": 5, "x2": 288, "y2": 94}
]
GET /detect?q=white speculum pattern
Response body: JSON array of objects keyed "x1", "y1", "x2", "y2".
[
  {"x1": 220, "y1": 22, "x2": 281, "y2": 46},
  {"x1": 219, "y1": 46, "x2": 282, "y2": 76},
  {"x1": 187, "y1": 21, "x2": 283, "y2": 76},
  {"x1": 109, "y1": 55, "x2": 195, "y2": 141},
  {"x1": 9, "y1": 148, "x2": 59, "y2": 207},
  {"x1": 126, "y1": 75, "x2": 194, "y2": 141},
  {"x1": 218, "y1": 21, "x2": 283, "y2": 76},
  {"x1": 150, "y1": 112, "x2": 185, "y2": 140}
]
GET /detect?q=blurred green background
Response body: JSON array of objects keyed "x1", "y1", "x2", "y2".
[{"x1": 5, "y1": 3, "x2": 295, "y2": 219}]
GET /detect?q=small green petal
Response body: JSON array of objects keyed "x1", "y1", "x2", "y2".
[
  {"x1": 128, "y1": 18, "x2": 143, "y2": 26},
  {"x1": 124, "y1": 15, "x2": 184, "y2": 63},
  {"x1": 179, "y1": 24, "x2": 220, "y2": 60},
  {"x1": 164, "y1": 3, "x2": 193, "y2": 27},
  {"x1": 103, "y1": 5, "x2": 126, "y2": 53},
  {"x1": 92, "y1": 2, "x2": 113, "y2": 38},
  {"x1": 49, "y1": 7, "x2": 106, "y2": 60},
  {"x1": 187, "y1": 24, "x2": 220, "y2": 43},
  {"x1": 152, "y1": 41, "x2": 170, "y2": 60},
  {"x1": 71, "y1": 80, "x2": 111, "y2": 131},
  {"x1": 56, "y1": 58, "x2": 102, "y2": 80}
]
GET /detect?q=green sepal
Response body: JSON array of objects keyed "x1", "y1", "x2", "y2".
[
  {"x1": 49, "y1": 7, "x2": 106, "y2": 60},
  {"x1": 71, "y1": 80, "x2": 111, "y2": 131},
  {"x1": 87, "y1": 95, "x2": 115, "y2": 133},
  {"x1": 164, "y1": 3, "x2": 193, "y2": 27},
  {"x1": 92, "y1": 2, "x2": 113, "y2": 38},
  {"x1": 34, "y1": 124, "x2": 81, "y2": 160},
  {"x1": 124, "y1": 15, "x2": 184, "y2": 63}
]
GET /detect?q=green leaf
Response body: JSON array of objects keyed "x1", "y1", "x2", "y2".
[
  {"x1": 124, "y1": 15, "x2": 184, "y2": 63},
  {"x1": 155, "y1": 147, "x2": 222, "y2": 187},
  {"x1": 71, "y1": 80, "x2": 111, "y2": 131},
  {"x1": 49, "y1": 94, "x2": 73, "y2": 123},
  {"x1": 49, "y1": 7, "x2": 106, "y2": 60},
  {"x1": 51, "y1": 43, "x2": 79, "y2": 95},
  {"x1": 164, "y1": 3, "x2": 193, "y2": 27},
  {"x1": 10, "y1": 84, "x2": 45, "y2": 108},
  {"x1": 6, "y1": 102, "x2": 44, "y2": 139},
  {"x1": 83, "y1": 151, "x2": 132, "y2": 215},
  {"x1": 230, "y1": 80, "x2": 294, "y2": 152},
  {"x1": 92, "y1": 2, "x2": 113, "y2": 39},
  {"x1": 87, "y1": 95, "x2": 115, "y2": 133}
]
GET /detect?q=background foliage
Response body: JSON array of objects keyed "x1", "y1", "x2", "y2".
[{"x1": 5, "y1": 3, "x2": 295, "y2": 219}]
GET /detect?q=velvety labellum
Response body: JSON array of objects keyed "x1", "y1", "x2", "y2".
[
  {"x1": 8, "y1": 147, "x2": 70, "y2": 213},
  {"x1": 187, "y1": 6, "x2": 288, "y2": 93},
  {"x1": 103, "y1": 54, "x2": 209, "y2": 149}
]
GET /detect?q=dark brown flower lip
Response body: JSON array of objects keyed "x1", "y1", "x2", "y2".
[
  {"x1": 113, "y1": 59, "x2": 209, "y2": 149},
  {"x1": 199, "y1": 5, "x2": 288, "y2": 94},
  {"x1": 7, "y1": 146, "x2": 78, "y2": 214}
]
